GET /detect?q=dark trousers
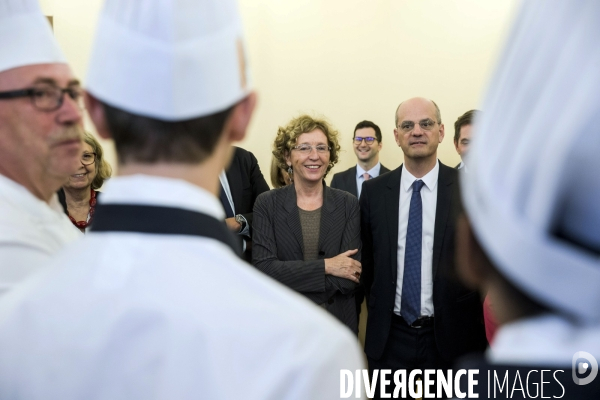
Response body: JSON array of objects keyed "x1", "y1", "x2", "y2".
[{"x1": 367, "y1": 314, "x2": 449, "y2": 399}]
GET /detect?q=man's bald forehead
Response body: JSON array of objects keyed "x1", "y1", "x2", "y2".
[
  {"x1": 0, "y1": 63, "x2": 75, "y2": 90},
  {"x1": 395, "y1": 97, "x2": 442, "y2": 127}
]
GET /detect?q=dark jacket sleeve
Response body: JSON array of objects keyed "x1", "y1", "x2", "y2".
[
  {"x1": 236, "y1": 149, "x2": 270, "y2": 238},
  {"x1": 305, "y1": 194, "x2": 361, "y2": 304}
]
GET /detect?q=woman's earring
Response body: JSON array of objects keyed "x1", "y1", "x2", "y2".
[{"x1": 287, "y1": 166, "x2": 293, "y2": 176}]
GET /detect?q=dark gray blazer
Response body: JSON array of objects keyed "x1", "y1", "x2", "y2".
[
  {"x1": 330, "y1": 164, "x2": 391, "y2": 198},
  {"x1": 252, "y1": 184, "x2": 361, "y2": 333}
]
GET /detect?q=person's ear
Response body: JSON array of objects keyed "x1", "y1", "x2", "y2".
[
  {"x1": 226, "y1": 91, "x2": 257, "y2": 142},
  {"x1": 455, "y1": 214, "x2": 487, "y2": 290},
  {"x1": 438, "y1": 123, "x2": 445, "y2": 143},
  {"x1": 85, "y1": 93, "x2": 112, "y2": 140}
]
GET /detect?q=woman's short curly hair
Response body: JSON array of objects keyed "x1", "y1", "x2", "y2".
[
  {"x1": 83, "y1": 132, "x2": 112, "y2": 190},
  {"x1": 272, "y1": 114, "x2": 341, "y2": 179}
]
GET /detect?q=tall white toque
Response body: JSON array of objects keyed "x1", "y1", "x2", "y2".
[
  {"x1": 0, "y1": 0, "x2": 66, "y2": 73},
  {"x1": 86, "y1": 0, "x2": 251, "y2": 121},
  {"x1": 462, "y1": 0, "x2": 600, "y2": 324}
]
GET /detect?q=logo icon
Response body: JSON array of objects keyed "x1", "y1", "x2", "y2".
[{"x1": 572, "y1": 351, "x2": 598, "y2": 385}]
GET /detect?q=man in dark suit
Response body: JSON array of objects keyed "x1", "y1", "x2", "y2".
[
  {"x1": 331, "y1": 120, "x2": 390, "y2": 321},
  {"x1": 360, "y1": 97, "x2": 486, "y2": 398},
  {"x1": 331, "y1": 120, "x2": 390, "y2": 198},
  {"x1": 219, "y1": 146, "x2": 270, "y2": 261}
]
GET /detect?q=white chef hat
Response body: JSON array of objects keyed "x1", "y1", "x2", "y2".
[
  {"x1": 86, "y1": 0, "x2": 251, "y2": 121},
  {"x1": 462, "y1": 0, "x2": 600, "y2": 323},
  {"x1": 0, "y1": 0, "x2": 66, "y2": 73}
]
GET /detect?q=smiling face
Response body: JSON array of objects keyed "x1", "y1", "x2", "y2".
[
  {"x1": 353, "y1": 127, "x2": 382, "y2": 163},
  {"x1": 394, "y1": 97, "x2": 444, "y2": 163},
  {"x1": 286, "y1": 129, "x2": 330, "y2": 186},
  {"x1": 64, "y1": 142, "x2": 97, "y2": 191},
  {"x1": 0, "y1": 63, "x2": 84, "y2": 200}
]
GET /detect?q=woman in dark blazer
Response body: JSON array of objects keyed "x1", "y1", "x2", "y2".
[{"x1": 252, "y1": 115, "x2": 362, "y2": 333}]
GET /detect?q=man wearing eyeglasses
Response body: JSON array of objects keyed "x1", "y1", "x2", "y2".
[
  {"x1": 360, "y1": 97, "x2": 486, "y2": 398},
  {"x1": 331, "y1": 121, "x2": 390, "y2": 322},
  {"x1": 331, "y1": 120, "x2": 390, "y2": 199},
  {"x1": 0, "y1": 0, "x2": 83, "y2": 296}
]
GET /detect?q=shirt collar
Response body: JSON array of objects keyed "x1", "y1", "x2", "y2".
[
  {"x1": 99, "y1": 174, "x2": 225, "y2": 220},
  {"x1": 356, "y1": 162, "x2": 382, "y2": 178},
  {"x1": 401, "y1": 160, "x2": 439, "y2": 193}
]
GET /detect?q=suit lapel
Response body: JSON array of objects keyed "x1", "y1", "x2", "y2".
[
  {"x1": 283, "y1": 185, "x2": 304, "y2": 254},
  {"x1": 432, "y1": 163, "x2": 453, "y2": 280},
  {"x1": 385, "y1": 167, "x2": 402, "y2": 282},
  {"x1": 318, "y1": 185, "x2": 336, "y2": 255},
  {"x1": 345, "y1": 167, "x2": 358, "y2": 197}
]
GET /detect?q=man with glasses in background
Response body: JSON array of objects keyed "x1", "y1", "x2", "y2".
[
  {"x1": 360, "y1": 98, "x2": 486, "y2": 398},
  {"x1": 331, "y1": 120, "x2": 390, "y2": 323},
  {"x1": 331, "y1": 120, "x2": 390, "y2": 199},
  {"x1": 0, "y1": 0, "x2": 83, "y2": 296}
]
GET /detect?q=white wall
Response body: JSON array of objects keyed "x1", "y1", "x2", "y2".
[{"x1": 40, "y1": 0, "x2": 519, "y2": 183}]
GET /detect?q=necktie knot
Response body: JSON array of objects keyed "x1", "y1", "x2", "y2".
[
  {"x1": 413, "y1": 180, "x2": 425, "y2": 193},
  {"x1": 363, "y1": 172, "x2": 371, "y2": 181}
]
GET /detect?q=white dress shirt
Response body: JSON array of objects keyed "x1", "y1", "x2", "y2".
[
  {"x1": 356, "y1": 162, "x2": 382, "y2": 198},
  {"x1": 219, "y1": 170, "x2": 250, "y2": 238},
  {"x1": 0, "y1": 174, "x2": 365, "y2": 400},
  {"x1": 394, "y1": 161, "x2": 439, "y2": 317},
  {"x1": 0, "y1": 174, "x2": 81, "y2": 297}
]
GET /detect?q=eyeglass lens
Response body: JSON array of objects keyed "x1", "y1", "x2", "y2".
[
  {"x1": 32, "y1": 85, "x2": 84, "y2": 111},
  {"x1": 295, "y1": 145, "x2": 330, "y2": 153},
  {"x1": 81, "y1": 153, "x2": 96, "y2": 165},
  {"x1": 354, "y1": 137, "x2": 376, "y2": 144}
]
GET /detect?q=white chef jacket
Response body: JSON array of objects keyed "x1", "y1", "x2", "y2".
[
  {"x1": 0, "y1": 174, "x2": 365, "y2": 400},
  {"x1": 487, "y1": 314, "x2": 600, "y2": 367},
  {"x1": 0, "y1": 174, "x2": 81, "y2": 296}
]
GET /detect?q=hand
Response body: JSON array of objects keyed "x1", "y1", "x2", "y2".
[
  {"x1": 225, "y1": 217, "x2": 241, "y2": 233},
  {"x1": 324, "y1": 249, "x2": 362, "y2": 283}
]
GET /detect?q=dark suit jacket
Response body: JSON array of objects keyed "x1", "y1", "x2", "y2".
[
  {"x1": 225, "y1": 146, "x2": 270, "y2": 239},
  {"x1": 252, "y1": 184, "x2": 361, "y2": 333},
  {"x1": 330, "y1": 164, "x2": 391, "y2": 198},
  {"x1": 360, "y1": 161, "x2": 486, "y2": 363}
]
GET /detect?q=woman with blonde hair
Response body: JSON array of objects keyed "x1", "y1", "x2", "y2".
[
  {"x1": 59, "y1": 132, "x2": 112, "y2": 233},
  {"x1": 252, "y1": 115, "x2": 362, "y2": 333}
]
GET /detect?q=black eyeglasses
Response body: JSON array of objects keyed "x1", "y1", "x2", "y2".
[
  {"x1": 81, "y1": 152, "x2": 97, "y2": 166},
  {"x1": 354, "y1": 136, "x2": 377, "y2": 145},
  {"x1": 0, "y1": 84, "x2": 85, "y2": 112}
]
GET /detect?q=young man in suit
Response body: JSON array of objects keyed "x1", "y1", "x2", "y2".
[
  {"x1": 219, "y1": 146, "x2": 270, "y2": 261},
  {"x1": 360, "y1": 97, "x2": 486, "y2": 398},
  {"x1": 331, "y1": 120, "x2": 390, "y2": 198},
  {"x1": 453, "y1": 110, "x2": 478, "y2": 170},
  {"x1": 331, "y1": 120, "x2": 390, "y2": 322}
]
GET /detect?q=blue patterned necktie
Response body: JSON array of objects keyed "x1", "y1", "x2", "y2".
[{"x1": 401, "y1": 179, "x2": 425, "y2": 325}]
